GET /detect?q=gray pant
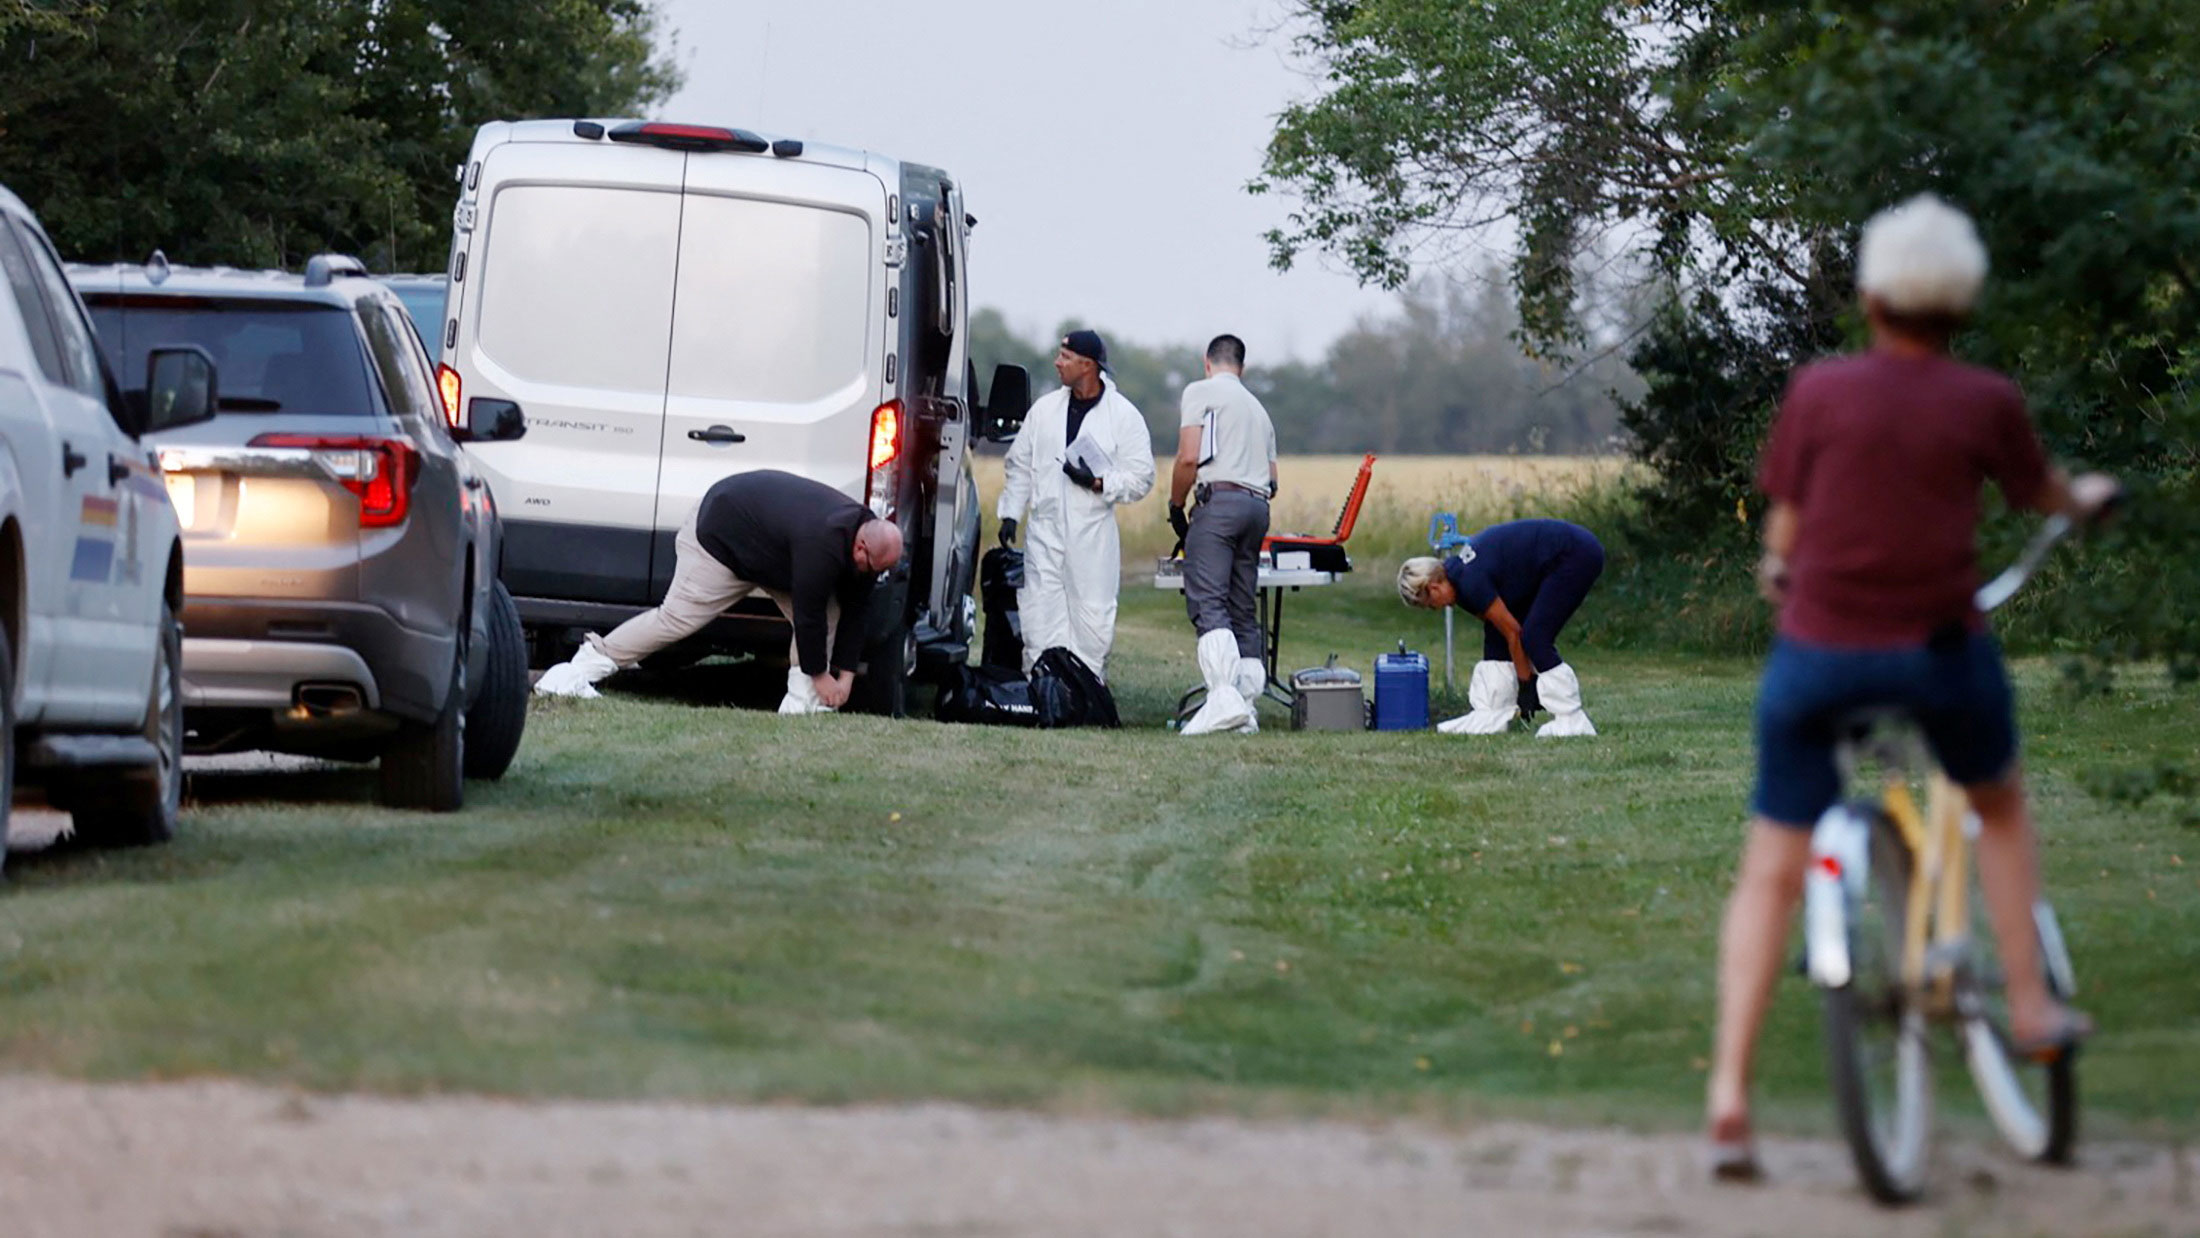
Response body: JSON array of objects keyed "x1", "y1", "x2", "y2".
[{"x1": 1183, "y1": 486, "x2": 1270, "y2": 658}]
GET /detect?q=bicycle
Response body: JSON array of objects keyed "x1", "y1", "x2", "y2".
[{"x1": 1801, "y1": 512, "x2": 2095, "y2": 1204}]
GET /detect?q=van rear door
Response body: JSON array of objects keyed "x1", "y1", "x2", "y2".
[
  {"x1": 454, "y1": 141, "x2": 683, "y2": 604},
  {"x1": 652, "y1": 158, "x2": 888, "y2": 589}
]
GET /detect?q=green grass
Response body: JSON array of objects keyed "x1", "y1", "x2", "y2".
[{"x1": 3, "y1": 579, "x2": 2195, "y2": 1142}]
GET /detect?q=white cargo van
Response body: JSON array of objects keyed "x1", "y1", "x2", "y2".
[{"x1": 435, "y1": 119, "x2": 1029, "y2": 713}]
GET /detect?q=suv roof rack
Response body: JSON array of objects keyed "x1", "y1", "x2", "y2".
[{"x1": 303, "y1": 253, "x2": 370, "y2": 287}]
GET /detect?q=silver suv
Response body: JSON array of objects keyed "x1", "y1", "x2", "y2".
[{"x1": 72, "y1": 254, "x2": 530, "y2": 810}]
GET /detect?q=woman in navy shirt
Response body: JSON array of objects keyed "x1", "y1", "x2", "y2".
[{"x1": 1397, "y1": 519, "x2": 1605, "y2": 736}]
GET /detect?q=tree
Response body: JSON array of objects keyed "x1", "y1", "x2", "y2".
[
  {"x1": 0, "y1": 0, "x2": 679, "y2": 271},
  {"x1": 968, "y1": 280, "x2": 1634, "y2": 458},
  {"x1": 1258, "y1": 0, "x2": 2200, "y2": 686},
  {"x1": 1322, "y1": 274, "x2": 1636, "y2": 454},
  {"x1": 1261, "y1": 5, "x2": 2198, "y2": 484},
  {"x1": 1253, "y1": 0, "x2": 1768, "y2": 356},
  {"x1": 0, "y1": 0, "x2": 98, "y2": 42}
]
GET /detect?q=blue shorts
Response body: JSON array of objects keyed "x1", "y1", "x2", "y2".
[{"x1": 1751, "y1": 633, "x2": 2018, "y2": 828}]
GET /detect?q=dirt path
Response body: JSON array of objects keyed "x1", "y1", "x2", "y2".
[{"x1": 0, "y1": 1077, "x2": 2190, "y2": 1238}]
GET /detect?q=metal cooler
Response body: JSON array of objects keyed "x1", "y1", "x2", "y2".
[{"x1": 1291, "y1": 657, "x2": 1366, "y2": 731}]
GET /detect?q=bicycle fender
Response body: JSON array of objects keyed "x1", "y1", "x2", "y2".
[{"x1": 1806, "y1": 806, "x2": 1874, "y2": 988}]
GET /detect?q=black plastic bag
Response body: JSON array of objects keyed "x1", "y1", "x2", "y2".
[
  {"x1": 979, "y1": 547, "x2": 1025, "y2": 671},
  {"x1": 1028, "y1": 646, "x2": 1120, "y2": 729}
]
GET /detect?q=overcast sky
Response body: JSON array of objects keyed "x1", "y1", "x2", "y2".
[{"x1": 654, "y1": 0, "x2": 1399, "y2": 361}]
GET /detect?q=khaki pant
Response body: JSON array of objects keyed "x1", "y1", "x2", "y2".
[{"x1": 592, "y1": 517, "x2": 834, "y2": 674}]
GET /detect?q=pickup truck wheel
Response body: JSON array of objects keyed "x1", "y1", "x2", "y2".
[
  {"x1": 380, "y1": 635, "x2": 465, "y2": 812},
  {"x1": 0, "y1": 636, "x2": 15, "y2": 877},
  {"x1": 463, "y1": 581, "x2": 527, "y2": 780},
  {"x1": 66, "y1": 603, "x2": 183, "y2": 848}
]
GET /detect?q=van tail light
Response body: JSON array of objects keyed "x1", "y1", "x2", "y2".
[
  {"x1": 436, "y1": 364, "x2": 462, "y2": 428},
  {"x1": 608, "y1": 121, "x2": 769, "y2": 154},
  {"x1": 249, "y1": 433, "x2": 420, "y2": 528},
  {"x1": 865, "y1": 400, "x2": 902, "y2": 517}
]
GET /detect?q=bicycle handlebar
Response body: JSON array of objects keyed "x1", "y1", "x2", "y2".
[
  {"x1": 1973, "y1": 488, "x2": 2124, "y2": 613},
  {"x1": 1974, "y1": 516, "x2": 2072, "y2": 612}
]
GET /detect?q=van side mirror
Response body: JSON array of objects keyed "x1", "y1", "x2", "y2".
[
  {"x1": 142, "y1": 346, "x2": 217, "y2": 435},
  {"x1": 458, "y1": 397, "x2": 526, "y2": 443},
  {"x1": 977, "y1": 364, "x2": 1030, "y2": 443}
]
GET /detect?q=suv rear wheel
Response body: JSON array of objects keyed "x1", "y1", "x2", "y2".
[
  {"x1": 381, "y1": 632, "x2": 465, "y2": 811},
  {"x1": 463, "y1": 581, "x2": 528, "y2": 780},
  {"x1": 66, "y1": 603, "x2": 184, "y2": 847}
]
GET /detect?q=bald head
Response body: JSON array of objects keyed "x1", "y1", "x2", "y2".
[{"x1": 853, "y1": 519, "x2": 904, "y2": 572}]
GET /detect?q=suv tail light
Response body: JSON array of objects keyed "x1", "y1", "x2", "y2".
[
  {"x1": 249, "y1": 433, "x2": 420, "y2": 528},
  {"x1": 865, "y1": 401, "x2": 901, "y2": 517},
  {"x1": 436, "y1": 364, "x2": 462, "y2": 428}
]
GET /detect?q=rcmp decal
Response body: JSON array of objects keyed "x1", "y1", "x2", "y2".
[{"x1": 69, "y1": 493, "x2": 141, "y2": 584}]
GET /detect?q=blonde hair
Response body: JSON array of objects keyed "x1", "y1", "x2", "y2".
[
  {"x1": 1397, "y1": 557, "x2": 1446, "y2": 608},
  {"x1": 1855, "y1": 194, "x2": 1989, "y2": 317}
]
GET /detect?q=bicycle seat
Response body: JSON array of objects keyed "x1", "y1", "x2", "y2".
[{"x1": 1831, "y1": 706, "x2": 1912, "y2": 744}]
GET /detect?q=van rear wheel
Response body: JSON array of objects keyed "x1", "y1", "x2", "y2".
[{"x1": 850, "y1": 625, "x2": 911, "y2": 718}]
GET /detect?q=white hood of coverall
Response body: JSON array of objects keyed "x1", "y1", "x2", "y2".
[{"x1": 995, "y1": 378, "x2": 1157, "y2": 681}]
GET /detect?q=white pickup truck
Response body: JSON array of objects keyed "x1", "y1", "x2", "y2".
[{"x1": 0, "y1": 185, "x2": 216, "y2": 873}]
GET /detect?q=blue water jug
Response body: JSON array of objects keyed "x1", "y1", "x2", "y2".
[{"x1": 1373, "y1": 642, "x2": 1430, "y2": 731}]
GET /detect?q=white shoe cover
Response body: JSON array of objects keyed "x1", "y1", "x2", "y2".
[
  {"x1": 1233, "y1": 656, "x2": 1265, "y2": 733},
  {"x1": 778, "y1": 667, "x2": 837, "y2": 715},
  {"x1": 533, "y1": 639, "x2": 619, "y2": 698},
  {"x1": 1182, "y1": 630, "x2": 1253, "y2": 736},
  {"x1": 1438, "y1": 661, "x2": 1518, "y2": 734},
  {"x1": 1534, "y1": 663, "x2": 1597, "y2": 738}
]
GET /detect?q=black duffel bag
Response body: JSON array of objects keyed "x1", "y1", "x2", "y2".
[
  {"x1": 1028, "y1": 647, "x2": 1120, "y2": 729},
  {"x1": 935, "y1": 662, "x2": 1040, "y2": 727}
]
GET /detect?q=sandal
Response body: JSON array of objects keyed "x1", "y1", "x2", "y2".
[
  {"x1": 1706, "y1": 1113, "x2": 1762, "y2": 1183},
  {"x1": 2011, "y1": 1007, "x2": 2095, "y2": 1063}
]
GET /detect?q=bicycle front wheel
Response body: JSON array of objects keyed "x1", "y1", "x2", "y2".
[
  {"x1": 1821, "y1": 803, "x2": 1933, "y2": 1204},
  {"x1": 1962, "y1": 901, "x2": 2079, "y2": 1163}
]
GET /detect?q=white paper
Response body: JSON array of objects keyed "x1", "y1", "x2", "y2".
[{"x1": 1068, "y1": 432, "x2": 1115, "y2": 477}]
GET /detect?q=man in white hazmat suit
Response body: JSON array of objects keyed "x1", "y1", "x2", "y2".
[
  {"x1": 1169, "y1": 333, "x2": 1279, "y2": 736},
  {"x1": 996, "y1": 330, "x2": 1156, "y2": 681}
]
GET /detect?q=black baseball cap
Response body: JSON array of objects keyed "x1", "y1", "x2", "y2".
[{"x1": 1061, "y1": 329, "x2": 1109, "y2": 371}]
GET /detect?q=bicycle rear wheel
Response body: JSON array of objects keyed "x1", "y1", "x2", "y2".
[
  {"x1": 1961, "y1": 899, "x2": 2078, "y2": 1163},
  {"x1": 1821, "y1": 803, "x2": 1933, "y2": 1204}
]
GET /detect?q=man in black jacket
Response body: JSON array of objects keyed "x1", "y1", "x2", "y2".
[{"x1": 534, "y1": 471, "x2": 903, "y2": 711}]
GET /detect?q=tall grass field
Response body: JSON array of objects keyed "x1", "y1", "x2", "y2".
[{"x1": 974, "y1": 453, "x2": 1637, "y2": 567}]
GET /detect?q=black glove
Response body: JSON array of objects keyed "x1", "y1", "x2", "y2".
[
  {"x1": 1268, "y1": 478, "x2": 1279, "y2": 499},
  {"x1": 998, "y1": 517, "x2": 1018, "y2": 548},
  {"x1": 1516, "y1": 674, "x2": 1542, "y2": 719},
  {"x1": 1063, "y1": 458, "x2": 1099, "y2": 492},
  {"x1": 1168, "y1": 503, "x2": 1190, "y2": 541}
]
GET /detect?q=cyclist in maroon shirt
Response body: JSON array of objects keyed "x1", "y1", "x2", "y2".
[{"x1": 1704, "y1": 196, "x2": 2119, "y2": 1180}]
